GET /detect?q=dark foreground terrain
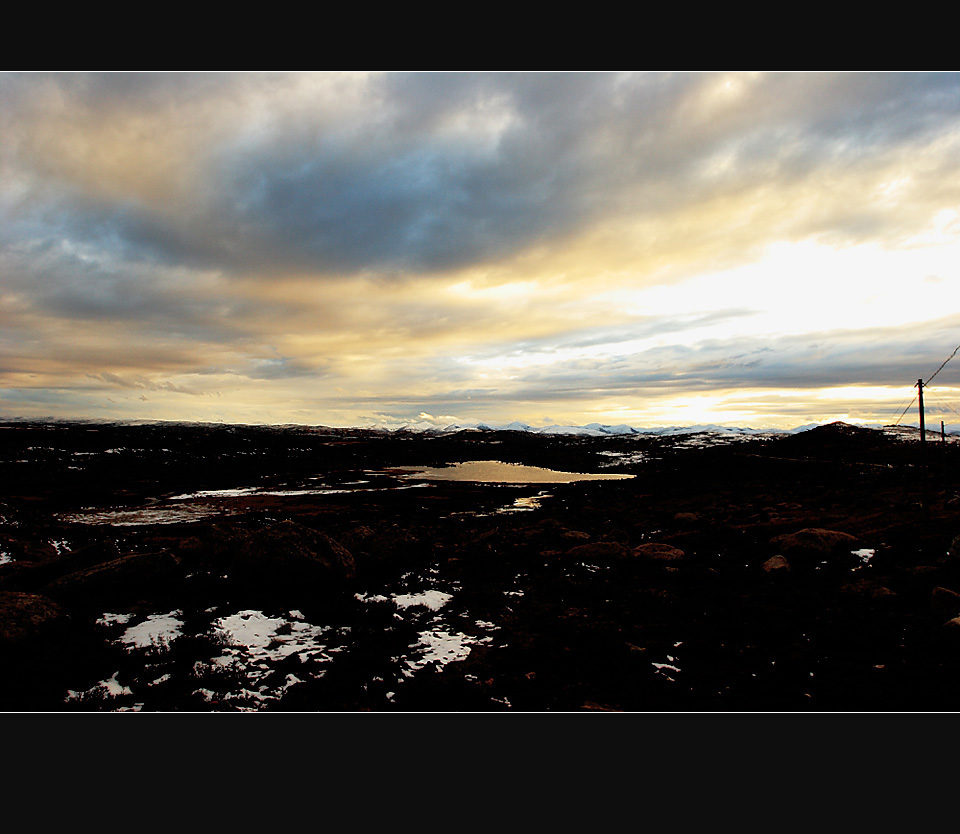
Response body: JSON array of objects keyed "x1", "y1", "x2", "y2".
[{"x1": 2, "y1": 419, "x2": 960, "y2": 712}]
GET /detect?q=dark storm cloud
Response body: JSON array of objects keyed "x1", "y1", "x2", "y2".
[
  {"x1": 0, "y1": 234, "x2": 257, "y2": 342},
  {"x1": 204, "y1": 72, "x2": 634, "y2": 274},
  {"x1": 7, "y1": 72, "x2": 958, "y2": 281}
]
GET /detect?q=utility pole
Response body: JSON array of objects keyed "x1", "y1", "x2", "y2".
[
  {"x1": 917, "y1": 378, "x2": 928, "y2": 513},
  {"x1": 918, "y1": 378, "x2": 926, "y2": 461}
]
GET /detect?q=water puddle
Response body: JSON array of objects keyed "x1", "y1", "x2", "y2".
[
  {"x1": 59, "y1": 480, "x2": 431, "y2": 526},
  {"x1": 499, "y1": 493, "x2": 551, "y2": 513},
  {"x1": 393, "y1": 460, "x2": 634, "y2": 484},
  {"x1": 60, "y1": 504, "x2": 240, "y2": 526},
  {"x1": 58, "y1": 461, "x2": 629, "y2": 527}
]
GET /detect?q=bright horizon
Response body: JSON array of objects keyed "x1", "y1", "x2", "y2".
[{"x1": 2, "y1": 72, "x2": 960, "y2": 431}]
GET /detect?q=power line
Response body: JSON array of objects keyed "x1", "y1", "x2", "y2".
[
  {"x1": 903, "y1": 342, "x2": 960, "y2": 427},
  {"x1": 924, "y1": 387, "x2": 960, "y2": 420},
  {"x1": 926, "y1": 342, "x2": 960, "y2": 385},
  {"x1": 894, "y1": 393, "x2": 918, "y2": 426}
]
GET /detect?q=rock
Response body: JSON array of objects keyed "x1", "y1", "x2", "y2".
[
  {"x1": 565, "y1": 542, "x2": 633, "y2": 562},
  {"x1": 763, "y1": 555, "x2": 791, "y2": 573},
  {"x1": 0, "y1": 539, "x2": 124, "y2": 594},
  {"x1": 633, "y1": 543, "x2": 685, "y2": 561},
  {"x1": 905, "y1": 565, "x2": 940, "y2": 577},
  {"x1": 768, "y1": 528, "x2": 859, "y2": 569},
  {"x1": 931, "y1": 587, "x2": 960, "y2": 623},
  {"x1": 841, "y1": 578, "x2": 897, "y2": 602},
  {"x1": 561, "y1": 530, "x2": 591, "y2": 543},
  {"x1": 42, "y1": 550, "x2": 183, "y2": 609},
  {"x1": 341, "y1": 525, "x2": 376, "y2": 553},
  {"x1": 6, "y1": 537, "x2": 59, "y2": 563},
  {"x1": 368, "y1": 524, "x2": 425, "y2": 561},
  {"x1": 0, "y1": 591, "x2": 79, "y2": 710},
  {"x1": 948, "y1": 534, "x2": 960, "y2": 561},
  {"x1": 0, "y1": 591, "x2": 70, "y2": 648},
  {"x1": 176, "y1": 524, "x2": 252, "y2": 574},
  {"x1": 602, "y1": 528, "x2": 631, "y2": 544},
  {"x1": 232, "y1": 520, "x2": 356, "y2": 597}
]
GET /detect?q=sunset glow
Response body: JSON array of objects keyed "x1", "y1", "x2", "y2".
[{"x1": 3, "y1": 71, "x2": 960, "y2": 429}]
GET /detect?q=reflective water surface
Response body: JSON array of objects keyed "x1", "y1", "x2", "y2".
[{"x1": 393, "y1": 460, "x2": 634, "y2": 484}]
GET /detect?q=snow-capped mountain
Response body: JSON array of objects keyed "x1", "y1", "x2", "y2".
[
  {"x1": 368, "y1": 419, "x2": 799, "y2": 436},
  {"x1": 366, "y1": 418, "x2": 960, "y2": 438}
]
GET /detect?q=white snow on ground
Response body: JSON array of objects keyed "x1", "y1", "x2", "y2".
[
  {"x1": 209, "y1": 609, "x2": 331, "y2": 659},
  {"x1": 168, "y1": 487, "x2": 259, "y2": 500},
  {"x1": 96, "y1": 612, "x2": 134, "y2": 626},
  {"x1": 65, "y1": 671, "x2": 135, "y2": 704},
  {"x1": 391, "y1": 590, "x2": 453, "y2": 611},
  {"x1": 355, "y1": 589, "x2": 453, "y2": 610},
  {"x1": 596, "y1": 450, "x2": 647, "y2": 466},
  {"x1": 118, "y1": 610, "x2": 184, "y2": 651},
  {"x1": 192, "y1": 609, "x2": 338, "y2": 708},
  {"x1": 355, "y1": 592, "x2": 390, "y2": 604},
  {"x1": 358, "y1": 583, "x2": 491, "y2": 698},
  {"x1": 399, "y1": 629, "x2": 490, "y2": 679}
]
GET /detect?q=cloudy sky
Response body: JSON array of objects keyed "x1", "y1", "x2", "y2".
[{"x1": 3, "y1": 71, "x2": 960, "y2": 429}]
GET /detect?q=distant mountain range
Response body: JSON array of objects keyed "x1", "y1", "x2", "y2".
[
  {"x1": 364, "y1": 419, "x2": 960, "y2": 437},
  {"x1": 3, "y1": 416, "x2": 957, "y2": 438}
]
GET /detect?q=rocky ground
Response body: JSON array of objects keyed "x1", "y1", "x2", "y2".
[{"x1": 2, "y1": 419, "x2": 960, "y2": 712}]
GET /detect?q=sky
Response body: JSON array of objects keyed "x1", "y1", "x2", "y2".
[{"x1": 2, "y1": 71, "x2": 960, "y2": 430}]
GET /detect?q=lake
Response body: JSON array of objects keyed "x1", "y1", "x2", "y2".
[{"x1": 392, "y1": 460, "x2": 635, "y2": 484}]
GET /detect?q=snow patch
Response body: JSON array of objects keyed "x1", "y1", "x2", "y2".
[
  {"x1": 392, "y1": 590, "x2": 453, "y2": 611},
  {"x1": 400, "y1": 629, "x2": 490, "y2": 677},
  {"x1": 65, "y1": 671, "x2": 133, "y2": 703},
  {"x1": 119, "y1": 610, "x2": 184, "y2": 651}
]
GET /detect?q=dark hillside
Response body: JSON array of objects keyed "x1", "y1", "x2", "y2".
[{"x1": 2, "y1": 420, "x2": 959, "y2": 711}]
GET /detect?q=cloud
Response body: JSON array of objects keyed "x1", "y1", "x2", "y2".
[
  {"x1": 8, "y1": 72, "x2": 958, "y2": 281},
  {"x1": 4, "y1": 72, "x2": 960, "y2": 428}
]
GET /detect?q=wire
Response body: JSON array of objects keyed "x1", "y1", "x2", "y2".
[
  {"x1": 894, "y1": 394, "x2": 918, "y2": 426},
  {"x1": 926, "y1": 342, "x2": 960, "y2": 385},
  {"x1": 924, "y1": 388, "x2": 960, "y2": 420},
  {"x1": 890, "y1": 391, "x2": 915, "y2": 419}
]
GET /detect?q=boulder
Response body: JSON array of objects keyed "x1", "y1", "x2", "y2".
[
  {"x1": 768, "y1": 528, "x2": 859, "y2": 569},
  {"x1": 0, "y1": 591, "x2": 70, "y2": 648},
  {"x1": 633, "y1": 543, "x2": 686, "y2": 562},
  {"x1": 561, "y1": 530, "x2": 592, "y2": 543},
  {"x1": 42, "y1": 550, "x2": 183, "y2": 609},
  {"x1": 0, "y1": 539, "x2": 123, "y2": 594},
  {"x1": 565, "y1": 542, "x2": 633, "y2": 562},
  {"x1": 0, "y1": 537, "x2": 57, "y2": 563},
  {"x1": 232, "y1": 520, "x2": 356, "y2": 597},
  {"x1": 763, "y1": 555, "x2": 791, "y2": 573},
  {"x1": 931, "y1": 587, "x2": 960, "y2": 623},
  {"x1": 841, "y1": 578, "x2": 897, "y2": 602},
  {"x1": 341, "y1": 525, "x2": 377, "y2": 554},
  {"x1": 602, "y1": 529, "x2": 631, "y2": 544}
]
